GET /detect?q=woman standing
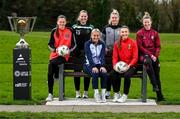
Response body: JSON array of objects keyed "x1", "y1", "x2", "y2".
[
  {"x1": 84, "y1": 29, "x2": 107, "y2": 103},
  {"x1": 72, "y1": 10, "x2": 94, "y2": 98},
  {"x1": 46, "y1": 15, "x2": 76, "y2": 101},
  {"x1": 136, "y1": 12, "x2": 165, "y2": 101},
  {"x1": 102, "y1": 9, "x2": 121, "y2": 99},
  {"x1": 110, "y1": 26, "x2": 138, "y2": 103}
]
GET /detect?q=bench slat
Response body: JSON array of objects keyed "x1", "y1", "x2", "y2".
[
  {"x1": 64, "y1": 72, "x2": 143, "y2": 78},
  {"x1": 58, "y1": 56, "x2": 147, "y2": 103}
]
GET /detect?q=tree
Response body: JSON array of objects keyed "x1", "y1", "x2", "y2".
[{"x1": 161, "y1": 0, "x2": 180, "y2": 32}]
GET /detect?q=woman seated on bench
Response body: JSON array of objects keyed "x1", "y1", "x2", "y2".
[
  {"x1": 83, "y1": 28, "x2": 107, "y2": 103},
  {"x1": 110, "y1": 26, "x2": 138, "y2": 103},
  {"x1": 46, "y1": 15, "x2": 76, "y2": 101}
]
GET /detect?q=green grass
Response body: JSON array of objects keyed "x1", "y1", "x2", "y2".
[
  {"x1": 0, "y1": 112, "x2": 180, "y2": 119},
  {"x1": 0, "y1": 31, "x2": 180, "y2": 104}
]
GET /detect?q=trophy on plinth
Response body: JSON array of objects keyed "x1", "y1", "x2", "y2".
[
  {"x1": 7, "y1": 16, "x2": 36, "y2": 48},
  {"x1": 8, "y1": 16, "x2": 36, "y2": 100}
]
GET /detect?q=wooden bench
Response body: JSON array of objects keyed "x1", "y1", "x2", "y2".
[{"x1": 58, "y1": 55, "x2": 147, "y2": 102}]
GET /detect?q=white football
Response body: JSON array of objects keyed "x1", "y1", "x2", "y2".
[
  {"x1": 57, "y1": 45, "x2": 69, "y2": 56},
  {"x1": 115, "y1": 61, "x2": 128, "y2": 73}
]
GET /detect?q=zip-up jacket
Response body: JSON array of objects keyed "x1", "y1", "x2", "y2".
[
  {"x1": 102, "y1": 24, "x2": 121, "y2": 50},
  {"x1": 48, "y1": 27, "x2": 76, "y2": 61},
  {"x1": 113, "y1": 37, "x2": 138, "y2": 67},
  {"x1": 136, "y1": 28, "x2": 161, "y2": 60},
  {"x1": 72, "y1": 22, "x2": 94, "y2": 55},
  {"x1": 84, "y1": 39, "x2": 106, "y2": 68}
]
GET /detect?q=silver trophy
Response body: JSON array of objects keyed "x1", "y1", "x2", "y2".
[{"x1": 7, "y1": 16, "x2": 37, "y2": 48}]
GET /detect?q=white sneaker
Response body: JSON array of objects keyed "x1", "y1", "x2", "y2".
[
  {"x1": 46, "y1": 93, "x2": 53, "y2": 102},
  {"x1": 94, "y1": 93, "x2": 101, "y2": 103},
  {"x1": 76, "y1": 91, "x2": 81, "y2": 98},
  {"x1": 112, "y1": 93, "x2": 120, "y2": 102},
  {"x1": 101, "y1": 93, "x2": 106, "y2": 103},
  {"x1": 105, "y1": 91, "x2": 110, "y2": 99},
  {"x1": 117, "y1": 94, "x2": 127, "y2": 103},
  {"x1": 82, "y1": 91, "x2": 88, "y2": 98},
  {"x1": 101, "y1": 89, "x2": 106, "y2": 103}
]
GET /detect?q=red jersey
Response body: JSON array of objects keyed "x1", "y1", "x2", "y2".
[
  {"x1": 136, "y1": 28, "x2": 161, "y2": 60},
  {"x1": 112, "y1": 37, "x2": 138, "y2": 67},
  {"x1": 49, "y1": 27, "x2": 73, "y2": 61}
]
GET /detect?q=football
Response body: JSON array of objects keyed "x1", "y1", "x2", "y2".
[
  {"x1": 57, "y1": 45, "x2": 69, "y2": 56},
  {"x1": 115, "y1": 61, "x2": 128, "y2": 73}
]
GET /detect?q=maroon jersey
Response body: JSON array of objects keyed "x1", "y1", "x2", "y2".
[{"x1": 136, "y1": 28, "x2": 161, "y2": 61}]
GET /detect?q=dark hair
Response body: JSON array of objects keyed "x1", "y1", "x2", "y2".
[
  {"x1": 55, "y1": 15, "x2": 67, "y2": 37},
  {"x1": 57, "y1": 15, "x2": 66, "y2": 21},
  {"x1": 117, "y1": 25, "x2": 129, "y2": 49}
]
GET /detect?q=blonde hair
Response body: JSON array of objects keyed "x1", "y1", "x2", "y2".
[
  {"x1": 142, "y1": 12, "x2": 152, "y2": 21},
  {"x1": 91, "y1": 28, "x2": 101, "y2": 35},
  {"x1": 77, "y1": 10, "x2": 88, "y2": 21},
  {"x1": 108, "y1": 9, "x2": 120, "y2": 25}
]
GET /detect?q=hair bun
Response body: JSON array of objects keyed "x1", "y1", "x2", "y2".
[
  {"x1": 144, "y1": 12, "x2": 150, "y2": 17},
  {"x1": 143, "y1": 11, "x2": 151, "y2": 20}
]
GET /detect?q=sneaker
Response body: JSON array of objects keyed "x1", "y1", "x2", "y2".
[
  {"x1": 101, "y1": 93, "x2": 106, "y2": 103},
  {"x1": 82, "y1": 91, "x2": 88, "y2": 99},
  {"x1": 101, "y1": 89, "x2": 106, "y2": 103},
  {"x1": 157, "y1": 96, "x2": 165, "y2": 101},
  {"x1": 112, "y1": 93, "x2": 120, "y2": 102},
  {"x1": 117, "y1": 94, "x2": 127, "y2": 103},
  {"x1": 46, "y1": 93, "x2": 53, "y2": 102},
  {"x1": 157, "y1": 93, "x2": 165, "y2": 102},
  {"x1": 105, "y1": 91, "x2": 110, "y2": 99},
  {"x1": 76, "y1": 91, "x2": 81, "y2": 98},
  {"x1": 94, "y1": 93, "x2": 101, "y2": 103}
]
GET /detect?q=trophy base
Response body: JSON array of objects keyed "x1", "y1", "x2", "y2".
[{"x1": 16, "y1": 38, "x2": 29, "y2": 49}]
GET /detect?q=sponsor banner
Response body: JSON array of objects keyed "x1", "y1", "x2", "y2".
[
  {"x1": 15, "y1": 83, "x2": 28, "y2": 87},
  {"x1": 14, "y1": 70, "x2": 30, "y2": 77},
  {"x1": 15, "y1": 54, "x2": 27, "y2": 66}
]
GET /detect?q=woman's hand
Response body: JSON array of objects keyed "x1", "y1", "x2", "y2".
[
  {"x1": 124, "y1": 64, "x2": 130, "y2": 72},
  {"x1": 100, "y1": 67, "x2": 107, "y2": 73},
  {"x1": 92, "y1": 67, "x2": 99, "y2": 73},
  {"x1": 151, "y1": 55, "x2": 157, "y2": 62}
]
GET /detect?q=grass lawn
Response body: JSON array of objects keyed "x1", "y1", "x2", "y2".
[
  {"x1": 0, "y1": 31, "x2": 180, "y2": 105},
  {"x1": 0, "y1": 112, "x2": 180, "y2": 119}
]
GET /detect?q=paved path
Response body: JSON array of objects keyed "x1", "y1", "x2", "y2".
[
  {"x1": 0, "y1": 105, "x2": 180, "y2": 113},
  {"x1": 46, "y1": 98, "x2": 157, "y2": 106}
]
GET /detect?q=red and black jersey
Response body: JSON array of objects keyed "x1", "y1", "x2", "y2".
[{"x1": 48, "y1": 27, "x2": 76, "y2": 61}]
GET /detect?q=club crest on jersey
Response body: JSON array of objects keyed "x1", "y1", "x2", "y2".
[
  {"x1": 128, "y1": 44, "x2": 131, "y2": 49},
  {"x1": 151, "y1": 35, "x2": 154, "y2": 40},
  {"x1": 65, "y1": 33, "x2": 70, "y2": 39},
  {"x1": 86, "y1": 30, "x2": 90, "y2": 34},
  {"x1": 76, "y1": 30, "x2": 80, "y2": 35}
]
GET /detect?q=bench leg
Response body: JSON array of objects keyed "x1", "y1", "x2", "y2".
[
  {"x1": 59, "y1": 64, "x2": 64, "y2": 101},
  {"x1": 142, "y1": 64, "x2": 147, "y2": 102}
]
